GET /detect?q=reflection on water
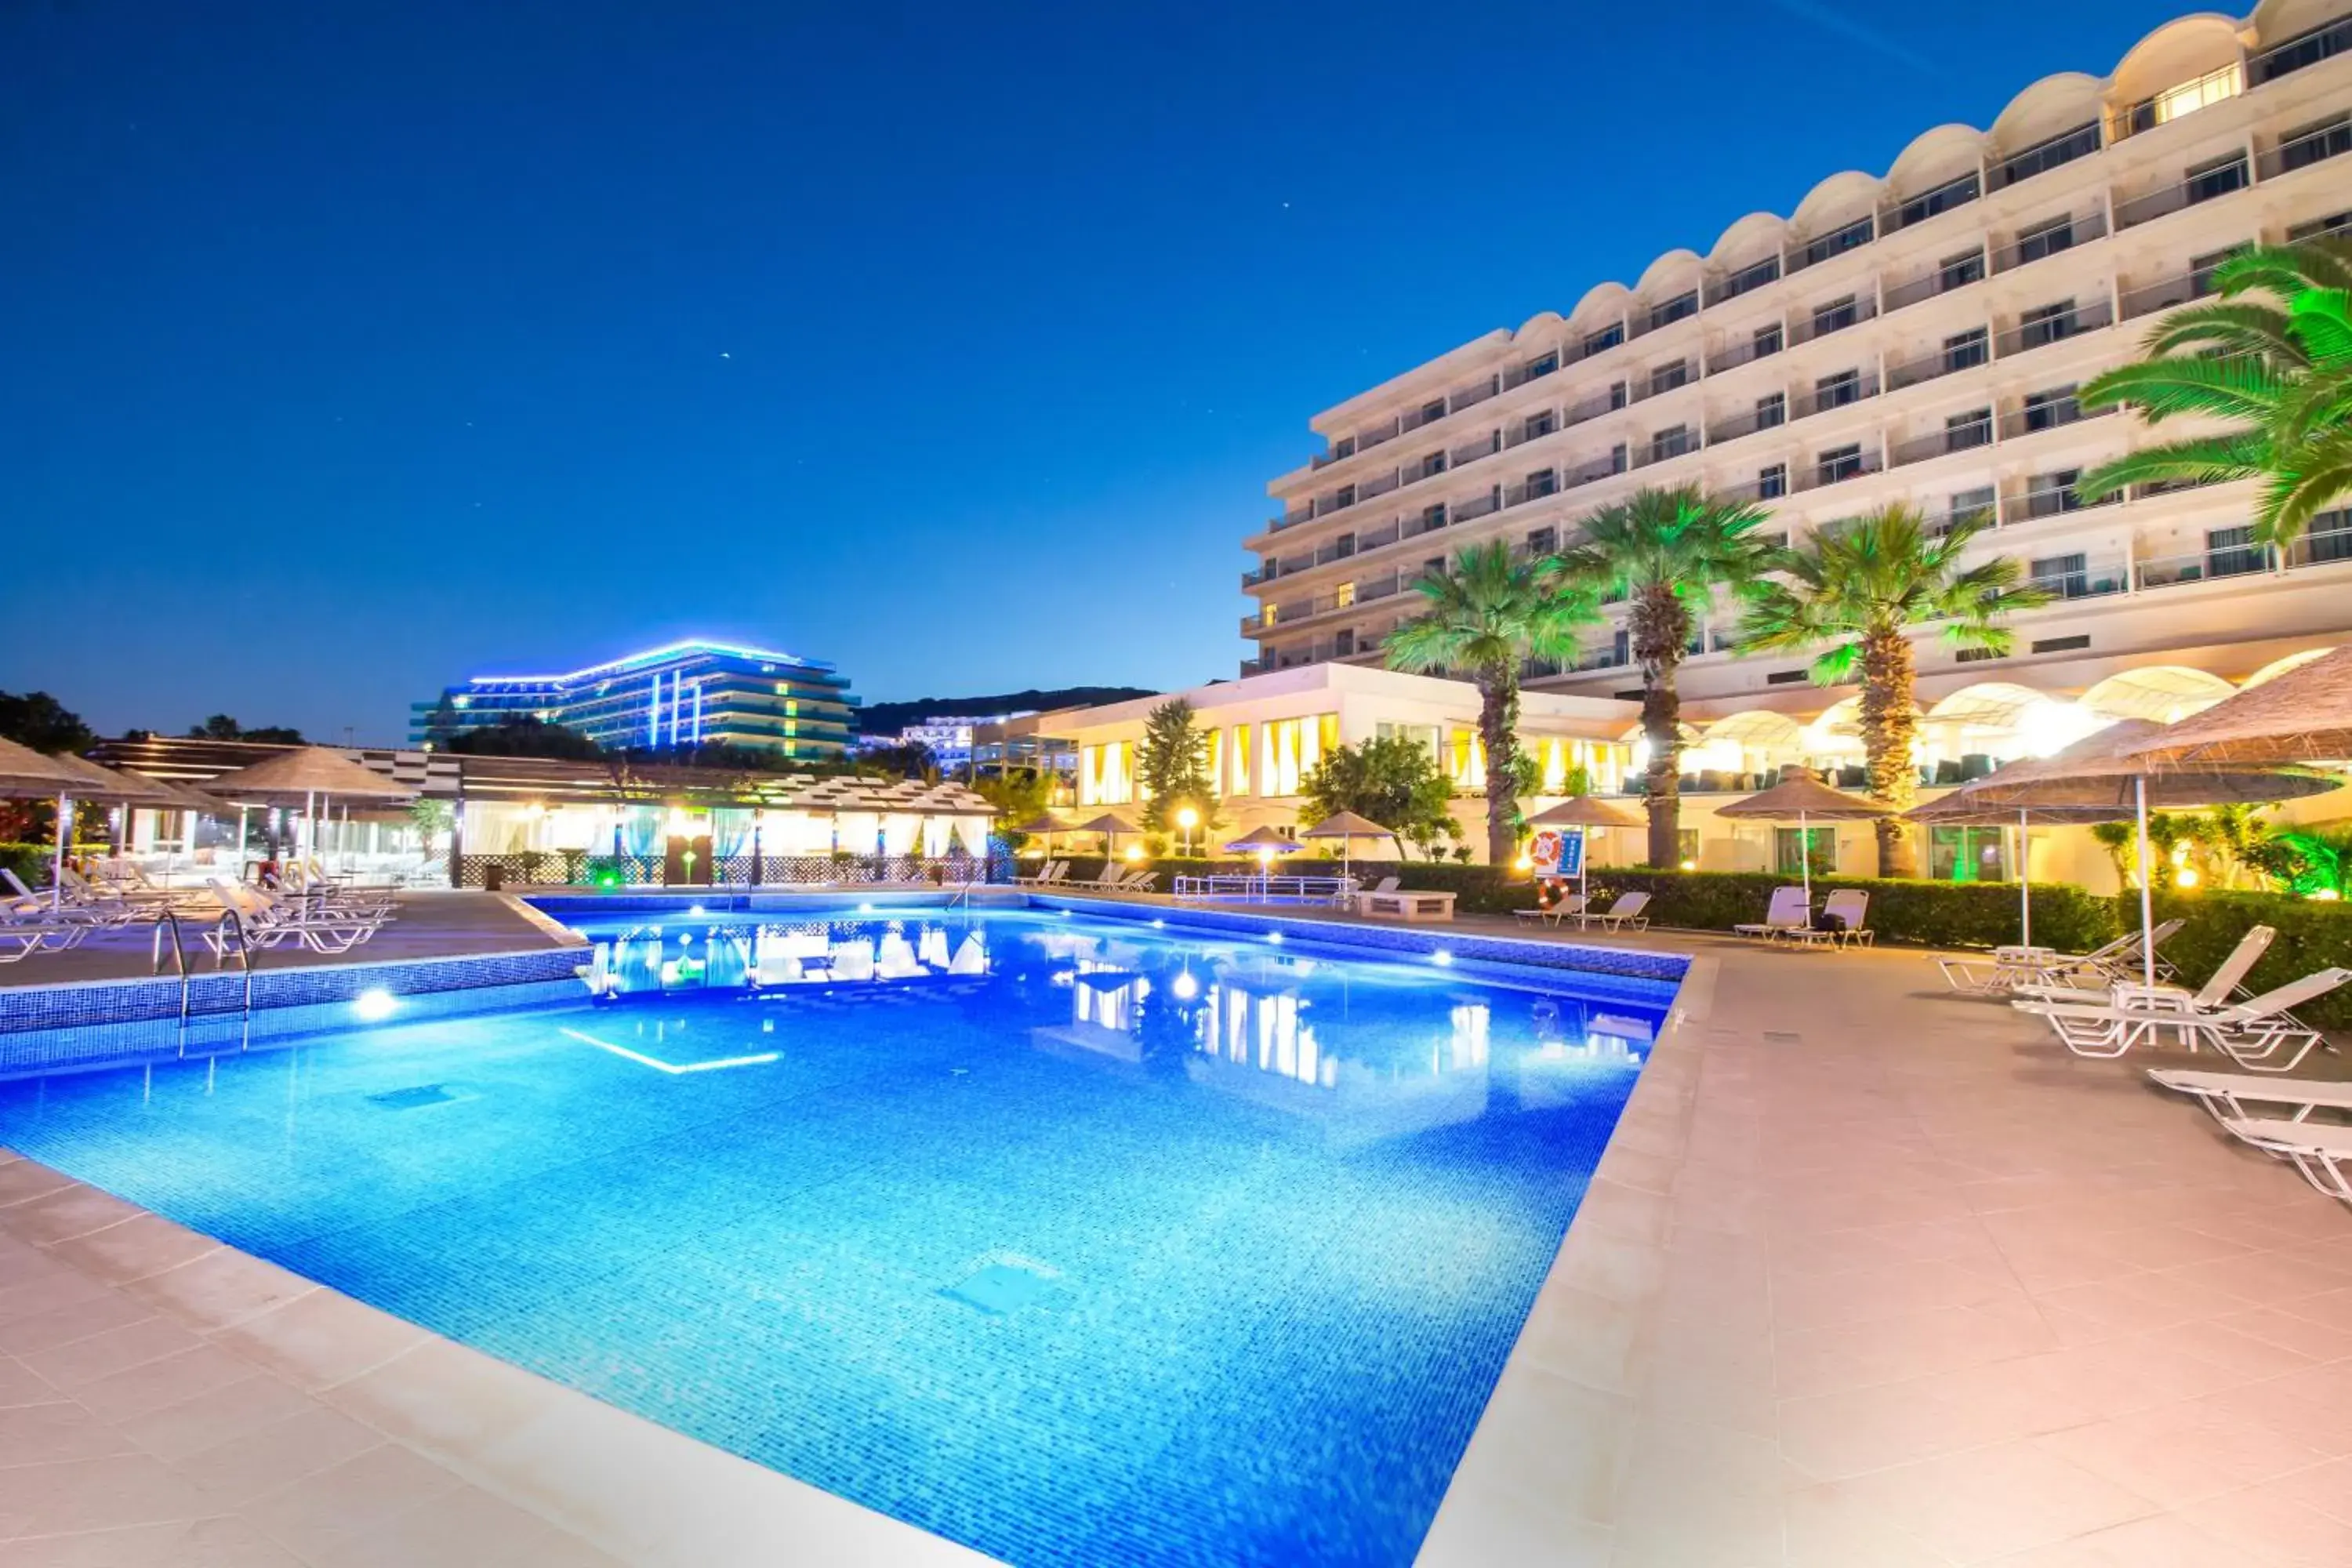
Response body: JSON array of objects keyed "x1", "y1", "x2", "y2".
[{"x1": 584, "y1": 917, "x2": 994, "y2": 997}]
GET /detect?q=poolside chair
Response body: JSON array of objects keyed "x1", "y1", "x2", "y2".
[
  {"x1": 1116, "y1": 869, "x2": 1158, "y2": 892},
  {"x1": 1513, "y1": 893, "x2": 1588, "y2": 927},
  {"x1": 0, "y1": 902, "x2": 91, "y2": 960},
  {"x1": 1015, "y1": 861, "x2": 1063, "y2": 887},
  {"x1": 1732, "y1": 886, "x2": 1810, "y2": 942},
  {"x1": 2213, "y1": 1119, "x2": 2352, "y2": 1209},
  {"x1": 1936, "y1": 919, "x2": 2183, "y2": 996},
  {"x1": 2015, "y1": 967, "x2": 2351, "y2": 1071},
  {"x1": 1584, "y1": 891, "x2": 1651, "y2": 932},
  {"x1": 1788, "y1": 889, "x2": 1872, "y2": 949},
  {"x1": 2147, "y1": 1066, "x2": 2352, "y2": 1128}
]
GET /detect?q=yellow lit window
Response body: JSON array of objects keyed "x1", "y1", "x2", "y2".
[
  {"x1": 1335, "y1": 582, "x2": 1355, "y2": 608},
  {"x1": 1230, "y1": 724, "x2": 1251, "y2": 796},
  {"x1": 1261, "y1": 604, "x2": 1277, "y2": 627}
]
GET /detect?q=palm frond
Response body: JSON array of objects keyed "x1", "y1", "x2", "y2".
[
  {"x1": 2141, "y1": 301, "x2": 2303, "y2": 365},
  {"x1": 2258, "y1": 438, "x2": 2352, "y2": 547},
  {"x1": 2074, "y1": 354, "x2": 2288, "y2": 423},
  {"x1": 2072, "y1": 431, "x2": 2270, "y2": 503}
]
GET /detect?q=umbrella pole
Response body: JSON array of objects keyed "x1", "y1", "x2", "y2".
[
  {"x1": 51, "y1": 793, "x2": 71, "y2": 909},
  {"x1": 1579, "y1": 826, "x2": 1590, "y2": 912},
  {"x1": 1799, "y1": 809, "x2": 1812, "y2": 907},
  {"x1": 2134, "y1": 775, "x2": 2156, "y2": 989},
  {"x1": 2018, "y1": 808, "x2": 2031, "y2": 949}
]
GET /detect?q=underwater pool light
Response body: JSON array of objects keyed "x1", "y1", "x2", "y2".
[
  {"x1": 1431, "y1": 949, "x2": 1454, "y2": 967},
  {"x1": 352, "y1": 988, "x2": 398, "y2": 1022}
]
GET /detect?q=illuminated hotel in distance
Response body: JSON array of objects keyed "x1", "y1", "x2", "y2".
[{"x1": 408, "y1": 640, "x2": 861, "y2": 760}]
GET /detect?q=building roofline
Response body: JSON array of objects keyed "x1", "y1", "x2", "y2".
[{"x1": 466, "y1": 639, "x2": 835, "y2": 687}]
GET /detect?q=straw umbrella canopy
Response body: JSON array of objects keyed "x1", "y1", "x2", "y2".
[
  {"x1": 1715, "y1": 771, "x2": 1893, "y2": 905},
  {"x1": 1011, "y1": 812, "x2": 1067, "y2": 858},
  {"x1": 1225, "y1": 824, "x2": 1304, "y2": 895},
  {"x1": 8, "y1": 751, "x2": 179, "y2": 904},
  {"x1": 1298, "y1": 809, "x2": 1396, "y2": 879},
  {"x1": 1904, "y1": 793, "x2": 2123, "y2": 948},
  {"x1": 205, "y1": 748, "x2": 416, "y2": 869},
  {"x1": 1526, "y1": 795, "x2": 1646, "y2": 906},
  {"x1": 2118, "y1": 645, "x2": 2352, "y2": 768},
  {"x1": 36, "y1": 756, "x2": 197, "y2": 895},
  {"x1": 1963, "y1": 720, "x2": 2341, "y2": 985},
  {"x1": 0, "y1": 737, "x2": 80, "y2": 800}
]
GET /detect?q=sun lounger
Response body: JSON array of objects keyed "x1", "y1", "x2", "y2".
[
  {"x1": 1116, "y1": 869, "x2": 1159, "y2": 892},
  {"x1": 2214, "y1": 1118, "x2": 2352, "y2": 1208},
  {"x1": 2016, "y1": 966, "x2": 2351, "y2": 1070},
  {"x1": 2147, "y1": 1067, "x2": 2352, "y2": 1127},
  {"x1": 1785, "y1": 888, "x2": 1874, "y2": 949},
  {"x1": 1582, "y1": 891, "x2": 1651, "y2": 932},
  {"x1": 1733, "y1": 887, "x2": 1810, "y2": 942},
  {"x1": 1514, "y1": 894, "x2": 1588, "y2": 927},
  {"x1": 1016, "y1": 862, "x2": 1065, "y2": 887},
  {"x1": 1938, "y1": 919, "x2": 2184, "y2": 996}
]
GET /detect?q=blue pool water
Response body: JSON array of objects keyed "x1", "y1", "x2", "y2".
[{"x1": 0, "y1": 909, "x2": 1671, "y2": 1566}]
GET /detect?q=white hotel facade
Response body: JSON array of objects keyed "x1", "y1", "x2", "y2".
[{"x1": 996, "y1": 2, "x2": 2352, "y2": 883}]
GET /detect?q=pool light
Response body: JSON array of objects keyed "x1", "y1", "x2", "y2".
[
  {"x1": 1265, "y1": 932, "x2": 1284, "y2": 946},
  {"x1": 1431, "y1": 949, "x2": 1454, "y2": 967},
  {"x1": 352, "y1": 988, "x2": 398, "y2": 1022},
  {"x1": 688, "y1": 904, "x2": 706, "y2": 916}
]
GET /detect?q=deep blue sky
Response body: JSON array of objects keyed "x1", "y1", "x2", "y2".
[{"x1": 5, "y1": 0, "x2": 2188, "y2": 742}]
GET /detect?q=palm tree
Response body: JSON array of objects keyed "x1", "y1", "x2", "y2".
[
  {"x1": 1554, "y1": 485, "x2": 1773, "y2": 868},
  {"x1": 2074, "y1": 238, "x2": 2352, "y2": 546},
  {"x1": 1737, "y1": 505, "x2": 2049, "y2": 877},
  {"x1": 1385, "y1": 540, "x2": 1597, "y2": 864}
]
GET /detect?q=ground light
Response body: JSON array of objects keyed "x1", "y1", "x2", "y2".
[
  {"x1": 1679, "y1": 858, "x2": 1697, "y2": 871},
  {"x1": 352, "y1": 988, "x2": 398, "y2": 1022}
]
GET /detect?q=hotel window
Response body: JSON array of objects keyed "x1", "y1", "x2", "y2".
[
  {"x1": 2207, "y1": 525, "x2": 2267, "y2": 578},
  {"x1": 1523, "y1": 410, "x2": 1556, "y2": 441},
  {"x1": 1812, "y1": 296, "x2": 1859, "y2": 336},
  {"x1": 1421, "y1": 450, "x2": 1447, "y2": 478},
  {"x1": 1421, "y1": 503, "x2": 1447, "y2": 532},
  {"x1": 1943, "y1": 327, "x2": 1989, "y2": 372},
  {"x1": 1817, "y1": 444, "x2": 1863, "y2": 483},
  {"x1": 1815, "y1": 369, "x2": 1860, "y2": 409},
  {"x1": 1651, "y1": 425, "x2": 1693, "y2": 461},
  {"x1": 1752, "y1": 322, "x2": 1784, "y2": 358},
  {"x1": 1583, "y1": 322, "x2": 1624, "y2": 357},
  {"x1": 1678, "y1": 829, "x2": 1699, "y2": 865},
  {"x1": 2014, "y1": 215, "x2": 2076, "y2": 265},
  {"x1": 1755, "y1": 391, "x2": 1786, "y2": 430},
  {"x1": 1523, "y1": 350, "x2": 1559, "y2": 379},
  {"x1": 1607, "y1": 380, "x2": 1628, "y2": 411},
  {"x1": 2183, "y1": 151, "x2": 2249, "y2": 205},
  {"x1": 1420, "y1": 399, "x2": 1446, "y2": 426},
  {"x1": 1946, "y1": 408, "x2": 1992, "y2": 451},
  {"x1": 1229, "y1": 723, "x2": 1251, "y2": 795},
  {"x1": 1524, "y1": 467, "x2": 1557, "y2": 499},
  {"x1": 2279, "y1": 112, "x2": 2352, "y2": 172},
  {"x1": 2025, "y1": 468, "x2": 2082, "y2": 519},
  {"x1": 2018, "y1": 299, "x2": 2076, "y2": 350},
  {"x1": 2021, "y1": 385, "x2": 2074, "y2": 432},
  {"x1": 1946, "y1": 486, "x2": 1996, "y2": 532},
  {"x1": 2305, "y1": 507, "x2": 2352, "y2": 563},
  {"x1": 1775, "y1": 826, "x2": 1837, "y2": 876},
  {"x1": 1940, "y1": 249, "x2": 1986, "y2": 292},
  {"x1": 2189, "y1": 245, "x2": 2244, "y2": 296},
  {"x1": 1335, "y1": 581, "x2": 1356, "y2": 608},
  {"x1": 1261, "y1": 604, "x2": 1277, "y2": 627},
  {"x1": 2030, "y1": 551, "x2": 2090, "y2": 597},
  {"x1": 1333, "y1": 436, "x2": 1356, "y2": 459},
  {"x1": 1650, "y1": 359, "x2": 1690, "y2": 395},
  {"x1": 1375, "y1": 721, "x2": 1442, "y2": 761},
  {"x1": 1757, "y1": 463, "x2": 1788, "y2": 500},
  {"x1": 1257, "y1": 716, "x2": 1334, "y2": 798},
  {"x1": 1446, "y1": 728, "x2": 1486, "y2": 789},
  {"x1": 1929, "y1": 826, "x2": 2009, "y2": 884},
  {"x1": 1648, "y1": 291, "x2": 1697, "y2": 328},
  {"x1": 1524, "y1": 525, "x2": 1557, "y2": 555},
  {"x1": 1203, "y1": 728, "x2": 1225, "y2": 794},
  {"x1": 1082, "y1": 741, "x2": 1135, "y2": 805}
]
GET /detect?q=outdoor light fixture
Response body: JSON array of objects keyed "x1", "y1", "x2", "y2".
[
  {"x1": 1513, "y1": 854, "x2": 1534, "y2": 873},
  {"x1": 1123, "y1": 844, "x2": 1145, "y2": 862},
  {"x1": 1679, "y1": 858, "x2": 1697, "y2": 872},
  {"x1": 1176, "y1": 804, "x2": 1200, "y2": 857},
  {"x1": 2175, "y1": 867, "x2": 2200, "y2": 888},
  {"x1": 1171, "y1": 971, "x2": 1199, "y2": 1000},
  {"x1": 352, "y1": 989, "x2": 398, "y2": 1022}
]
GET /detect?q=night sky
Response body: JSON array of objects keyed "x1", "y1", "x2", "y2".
[{"x1": 5, "y1": 0, "x2": 2190, "y2": 742}]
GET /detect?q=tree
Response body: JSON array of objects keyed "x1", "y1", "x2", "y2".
[
  {"x1": 407, "y1": 799, "x2": 454, "y2": 862},
  {"x1": 1385, "y1": 540, "x2": 1596, "y2": 864},
  {"x1": 1737, "y1": 505, "x2": 2049, "y2": 876},
  {"x1": 0, "y1": 691, "x2": 96, "y2": 754},
  {"x1": 2074, "y1": 238, "x2": 2352, "y2": 546},
  {"x1": 1298, "y1": 735, "x2": 1457, "y2": 859},
  {"x1": 2245, "y1": 823, "x2": 2352, "y2": 897},
  {"x1": 445, "y1": 717, "x2": 601, "y2": 760},
  {"x1": 187, "y1": 715, "x2": 307, "y2": 744},
  {"x1": 857, "y1": 740, "x2": 936, "y2": 781},
  {"x1": 1555, "y1": 485, "x2": 1773, "y2": 868},
  {"x1": 974, "y1": 767, "x2": 1054, "y2": 850},
  {"x1": 1134, "y1": 699, "x2": 1218, "y2": 837}
]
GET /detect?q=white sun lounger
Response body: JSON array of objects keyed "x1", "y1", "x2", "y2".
[
  {"x1": 2147, "y1": 1067, "x2": 2352, "y2": 1127},
  {"x1": 1938, "y1": 919, "x2": 2184, "y2": 996},
  {"x1": 2215, "y1": 1119, "x2": 2352, "y2": 1208},
  {"x1": 2016, "y1": 966, "x2": 2351, "y2": 1071},
  {"x1": 1514, "y1": 893, "x2": 1588, "y2": 927},
  {"x1": 1582, "y1": 891, "x2": 1650, "y2": 932},
  {"x1": 1733, "y1": 887, "x2": 1810, "y2": 942}
]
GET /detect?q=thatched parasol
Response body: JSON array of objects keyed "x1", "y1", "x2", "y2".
[
  {"x1": 1298, "y1": 809, "x2": 1395, "y2": 879},
  {"x1": 0, "y1": 738, "x2": 80, "y2": 800},
  {"x1": 1071, "y1": 811, "x2": 1142, "y2": 859},
  {"x1": 1715, "y1": 771, "x2": 1893, "y2": 903},
  {"x1": 1526, "y1": 794, "x2": 1646, "y2": 903},
  {"x1": 1962, "y1": 720, "x2": 2341, "y2": 982},
  {"x1": 2118, "y1": 646, "x2": 2352, "y2": 768},
  {"x1": 1904, "y1": 793, "x2": 2124, "y2": 948},
  {"x1": 205, "y1": 748, "x2": 416, "y2": 869}
]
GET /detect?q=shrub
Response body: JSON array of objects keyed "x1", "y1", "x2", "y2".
[{"x1": 0, "y1": 843, "x2": 51, "y2": 893}]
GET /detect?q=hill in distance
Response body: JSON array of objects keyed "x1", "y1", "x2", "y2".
[{"x1": 855, "y1": 686, "x2": 1157, "y2": 736}]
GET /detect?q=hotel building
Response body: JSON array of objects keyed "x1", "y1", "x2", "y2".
[
  {"x1": 1002, "y1": 2, "x2": 2352, "y2": 884},
  {"x1": 410, "y1": 640, "x2": 860, "y2": 761}
]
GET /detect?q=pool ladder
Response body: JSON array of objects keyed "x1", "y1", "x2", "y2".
[{"x1": 152, "y1": 905, "x2": 258, "y2": 1058}]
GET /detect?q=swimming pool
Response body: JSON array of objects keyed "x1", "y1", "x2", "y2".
[{"x1": 0, "y1": 906, "x2": 1673, "y2": 1565}]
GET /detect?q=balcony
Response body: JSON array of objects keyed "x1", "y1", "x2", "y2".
[
  {"x1": 1792, "y1": 447, "x2": 1884, "y2": 492},
  {"x1": 1881, "y1": 170, "x2": 1983, "y2": 233},
  {"x1": 1998, "y1": 397, "x2": 2112, "y2": 441},
  {"x1": 1502, "y1": 419, "x2": 1554, "y2": 452},
  {"x1": 1995, "y1": 299, "x2": 2114, "y2": 358},
  {"x1": 1707, "y1": 401, "x2": 1785, "y2": 445},
  {"x1": 1788, "y1": 293, "x2": 1878, "y2": 347},
  {"x1": 2119, "y1": 265, "x2": 2222, "y2": 322},
  {"x1": 2006, "y1": 479, "x2": 2122, "y2": 521},
  {"x1": 1789, "y1": 370, "x2": 1880, "y2": 421},
  {"x1": 1886, "y1": 334, "x2": 1989, "y2": 392},
  {"x1": 1451, "y1": 431, "x2": 1500, "y2": 469},
  {"x1": 1562, "y1": 384, "x2": 1627, "y2": 427},
  {"x1": 1628, "y1": 291, "x2": 1700, "y2": 341},
  {"x1": 2258, "y1": 114, "x2": 2352, "y2": 180},
  {"x1": 1787, "y1": 213, "x2": 1875, "y2": 275},
  {"x1": 1629, "y1": 430, "x2": 1697, "y2": 471},
  {"x1": 1356, "y1": 520, "x2": 1402, "y2": 551},
  {"x1": 1359, "y1": 470, "x2": 1400, "y2": 504},
  {"x1": 1704, "y1": 254, "x2": 1782, "y2": 307},
  {"x1": 1883, "y1": 247, "x2": 1986, "y2": 313},
  {"x1": 1924, "y1": 502, "x2": 1997, "y2": 538},
  {"x1": 2249, "y1": 13, "x2": 2352, "y2": 86},
  {"x1": 1501, "y1": 353, "x2": 1560, "y2": 391},
  {"x1": 2113, "y1": 152, "x2": 2249, "y2": 230},
  {"x1": 2136, "y1": 543, "x2": 2276, "y2": 591},
  {"x1": 1707, "y1": 326, "x2": 1784, "y2": 375},
  {"x1": 1628, "y1": 361, "x2": 1694, "y2": 405},
  {"x1": 1988, "y1": 120, "x2": 2101, "y2": 192},
  {"x1": 1446, "y1": 378, "x2": 1499, "y2": 417},
  {"x1": 1889, "y1": 416, "x2": 1992, "y2": 468},
  {"x1": 1990, "y1": 209, "x2": 2109, "y2": 273},
  {"x1": 1454, "y1": 490, "x2": 1501, "y2": 524},
  {"x1": 2284, "y1": 521, "x2": 2352, "y2": 568},
  {"x1": 2107, "y1": 60, "x2": 2244, "y2": 143},
  {"x1": 1562, "y1": 452, "x2": 1628, "y2": 490},
  {"x1": 2027, "y1": 557, "x2": 2129, "y2": 600},
  {"x1": 1269, "y1": 505, "x2": 1312, "y2": 533},
  {"x1": 1503, "y1": 473, "x2": 1560, "y2": 509}
]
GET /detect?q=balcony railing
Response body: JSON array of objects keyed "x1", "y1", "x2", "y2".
[
  {"x1": 1886, "y1": 336, "x2": 1989, "y2": 392},
  {"x1": 1882, "y1": 248, "x2": 1986, "y2": 313},
  {"x1": 1889, "y1": 419, "x2": 1992, "y2": 468},
  {"x1": 1454, "y1": 490, "x2": 1501, "y2": 524},
  {"x1": 1503, "y1": 420, "x2": 1553, "y2": 451},
  {"x1": 1503, "y1": 474, "x2": 1559, "y2": 509},
  {"x1": 2107, "y1": 60, "x2": 2244, "y2": 142},
  {"x1": 1628, "y1": 292, "x2": 1700, "y2": 340},
  {"x1": 2007, "y1": 481, "x2": 2122, "y2": 521},
  {"x1": 1789, "y1": 370, "x2": 1880, "y2": 420},
  {"x1": 1882, "y1": 170, "x2": 1983, "y2": 234},
  {"x1": 1501, "y1": 354, "x2": 1560, "y2": 391},
  {"x1": 2027, "y1": 558, "x2": 2130, "y2": 600},
  {"x1": 1629, "y1": 432, "x2": 1697, "y2": 470},
  {"x1": 2119, "y1": 266, "x2": 2223, "y2": 322},
  {"x1": 1988, "y1": 120, "x2": 2101, "y2": 191},
  {"x1": 1270, "y1": 506, "x2": 1312, "y2": 532},
  {"x1": 1707, "y1": 402, "x2": 1785, "y2": 445},
  {"x1": 1359, "y1": 470, "x2": 1400, "y2": 503},
  {"x1": 1452, "y1": 431, "x2": 1499, "y2": 468},
  {"x1": 1707, "y1": 328, "x2": 1784, "y2": 375},
  {"x1": 1924, "y1": 503, "x2": 1996, "y2": 539},
  {"x1": 1788, "y1": 293, "x2": 1879, "y2": 346},
  {"x1": 2113, "y1": 154, "x2": 2249, "y2": 230},
  {"x1": 1356, "y1": 520, "x2": 1401, "y2": 550},
  {"x1": 1562, "y1": 452, "x2": 1628, "y2": 490},
  {"x1": 1562, "y1": 385, "x2": 1626, "y2": 428},
  {"x1": 1628, "y1": 364, "x2": 1694, "y2": 405},
  {"x1": 2249, "y1": 13, "x2": 2352, "y2": 86},
  {"x1": 1990, "y1": 209, "x2": 2109, "y2": 273},
  {"x1": 2284, "y1": 523, "x2": 2352, "y2": 568},
  {"x1": 1792, "y1": 448, "x2": 1884, "y2": 492},
  {"x1": 1995, "y1": 299, "x2": 2114, "y2": 358},
  {"x1": 2136, "y1": 543, "x2": 2276, "y2": 590},
  {"x1": 2258, "y1": 115, "x2": 2352, "y2": 180},
  {"x1": 1704, "y1": 255, "x2": 1781, "y2": 307},
  {"x1": 1787, "y1": 213, "x2": 1875, "y2": 275},
  {"x1": 1401, "y1": 508, "x2": 1450, "y2": 542},
  {"x1": 1998, "y1": 397, "x2": 2111, "y2": 441}
]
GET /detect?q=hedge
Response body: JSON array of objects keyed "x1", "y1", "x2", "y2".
[
  {"x1": 0, "y1": 844, "x2": 51, "y2": 893},
  {"x1": 1034, "y1": 856, "x2": 2352, "y2": 1026}
]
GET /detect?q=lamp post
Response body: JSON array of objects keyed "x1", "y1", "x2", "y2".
[{"x1": 1175, "y1": 804, "x2": 1200, "y2": 859}]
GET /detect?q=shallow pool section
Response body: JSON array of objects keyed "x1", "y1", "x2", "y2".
[{"x1": 0, "y1": 909, "x2": 1671, "y2": 1566}]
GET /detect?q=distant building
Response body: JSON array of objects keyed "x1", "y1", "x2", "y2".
[{"x1": 410, "y1": 640, "x2": 858, "y2": 760}]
